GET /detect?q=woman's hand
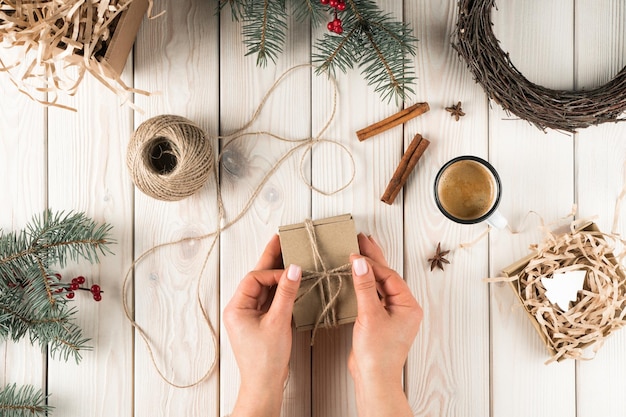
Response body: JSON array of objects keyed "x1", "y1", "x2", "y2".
[
  {"x1": 224, "y1": 235, "x2": 301, "y2": 417},
  {"x1": 349, "y1": 234, "x2": 423, "y2": 417}
]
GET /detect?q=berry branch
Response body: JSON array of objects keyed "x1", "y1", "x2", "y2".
[
  {"x1": 0, "y1": 210, "x2": 113, "y2": 417},
  {"x1": 221, "y1": 0, "x2": 416, "y2": 102}
]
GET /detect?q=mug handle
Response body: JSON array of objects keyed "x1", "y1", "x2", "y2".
[{"x1": 486, "y1": 209, "x2": 508, "y2": 230}]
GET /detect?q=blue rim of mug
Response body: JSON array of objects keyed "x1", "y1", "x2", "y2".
[{"x1": 433, "y1": 155, "x2": 502, "y2": 225}]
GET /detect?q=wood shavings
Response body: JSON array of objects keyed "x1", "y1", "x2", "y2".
[
  {"x1": 515, "y1": 224, "x2": 626, "y2": 363},
  {"x1": 0, "y1": 0, "x2": 148, "y2": 110}
]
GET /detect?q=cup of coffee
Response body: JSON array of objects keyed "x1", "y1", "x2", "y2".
[{"x1": 434, "y1": 155, "x2": 507, "y2": 229}]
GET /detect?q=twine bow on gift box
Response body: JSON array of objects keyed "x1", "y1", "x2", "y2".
[{"x1": 296, "y1": 219, "x2": 353, "y2": 345}]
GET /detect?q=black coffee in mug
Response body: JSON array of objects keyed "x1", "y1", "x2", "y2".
[{"x1": 434, "y1": 156, "x2": 503, "y2": 225}]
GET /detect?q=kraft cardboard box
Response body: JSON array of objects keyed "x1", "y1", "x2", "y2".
[
  {"x1": 279, "y1": 214, "x2": 359, "y2": 331},
  {"x1": 99, "y1": 0, "x2": 149, "y2": 76},
  {"x1": 501, "y1": 221, "x2": 624, "y2": 360}
]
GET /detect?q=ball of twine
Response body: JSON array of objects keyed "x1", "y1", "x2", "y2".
[
  {"x1": 127, "y1": 115, "x2": 214, "y2": 201},
  {"x1": 454, "y1": 0, "x2": 626, "y2": 132}
]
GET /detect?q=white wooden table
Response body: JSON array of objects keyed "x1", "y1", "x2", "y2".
[{"x1": 2, "y1": 1, "x2": 626, "y2": 416}]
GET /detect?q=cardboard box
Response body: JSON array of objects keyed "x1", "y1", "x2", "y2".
[
  {"x1": 99, "y1": 0, "x2": 149, "y2": 76},
  {"x1": 279, "y1": 214, "x2": 359, "y2": 331},
  {"x1": 501, "y1": 221, "x2": 624, "y2": 360}
]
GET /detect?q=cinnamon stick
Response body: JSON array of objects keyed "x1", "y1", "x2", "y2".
[
  {"x1": 381, "y1": 134, "x2": 430, "y2": 205},
  {"x1": 356, "y1": 102, "x2": 430, "y2": 142}
]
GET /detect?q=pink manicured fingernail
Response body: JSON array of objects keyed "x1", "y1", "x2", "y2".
[
  {"x1": 287, "y1": 264, "x2": 301, "y2": 281},
  {"x1": 352, "y1": 258, "x2": 368, "y2": 276}
]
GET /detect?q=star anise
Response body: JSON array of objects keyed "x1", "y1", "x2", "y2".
[
  {"x1": 445, "y1": 101, "x2": 465, "y2": 121},
  {"x1": 428, "y1": 242, "x2": 450, "y2": 271}
]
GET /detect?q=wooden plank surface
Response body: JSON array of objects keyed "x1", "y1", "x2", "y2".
[
  {"x1": 574, "y1": 2, "x2": 626, "y2": 417},
  {"x1": 4, "y1": 1, "x2": 626, "y2": 417},
  {"x1": 0, "y1": 53, "x2": 46, "y2": 403},
  {"x1": 46, "y1": 65, "x2": 134, "y2": 416},
  {"x1": 218, "y1": 5, "x2": 312, "y2": 417},
  {"x1": 132, "y1": 1, "x2": 220, "y2": 416},
  {"x1": 489, "y1": 2, "x2": 576, "y2": 417},
  {"x1": 403, "y1": 2, "x2": 490, "y2": 416}
]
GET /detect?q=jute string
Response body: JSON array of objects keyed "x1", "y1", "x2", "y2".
[
  {"x1": 126, "y1": 115, "x2": 215, "y2": 201},
  {"x1": 295, "y1": 219, "x2": 352, "y2": 345},
  {"x1": 121, "y1": 64, "x2": 355, "y2": 388}
]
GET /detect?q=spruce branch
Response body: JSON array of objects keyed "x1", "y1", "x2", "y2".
[
  {"x1": 0, "y1": 383, "x2": 52, "y2": 417},
  {"x1": 0, "y1": 210, "x2": 113, "y2": 363},
  {"x1": 242, "y1": 0, "x2": 288, "y2": 66},
  {"x1": 313, "y1": 0, "x2": 416, "y2": 102},
  {"x1": 220, "y1": 0, "x2": 417, "y2": 102}
]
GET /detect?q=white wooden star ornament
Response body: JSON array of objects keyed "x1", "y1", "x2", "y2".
[{"x1": 541, "y1": 270, "x2": 587, "y2": 312}]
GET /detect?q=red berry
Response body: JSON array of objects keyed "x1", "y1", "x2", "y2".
[
  {"x1": 320, "y1": 0, "x2": 330, "y2": 4},
  {"x1": 329, "y1": 0, "x2": 338, "y2": 7},
  {"x1": 327, "y1": 21, "x2": 334, "y2": 31},
  {"x1": 70, "y1": 283, "x2": 79, "y2": 291},
  {"x1": 76, "y1": 276, "x2": 85, "y2": 284},
  {"x1": 71, "y1": 278, "x2": 78, "y2": 285},
  {"x1": 93, "y1": 294, "x2": 102, "y2": 302},
  {"x1": 90, "y1": 284, "x2": 101, "y2": 294},
  {"x1": 66, "y1": 291, "x2": 75, "y2": 299},
  {"x1": 337, "y1": 2, "x2": 346, "y2": 11},
  {"x1": 334, "y1": 25, "x2": 343, "y2": 34}
]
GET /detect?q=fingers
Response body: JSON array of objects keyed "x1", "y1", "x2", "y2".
[
  {"x1": 368, "y1": 262, "x2": 420, "y2": 309},
  {"x1": 267, "y1": 264, "x2": 302, "y2": 322},
  {"x1": 357, "y1": 233, "x2": 388, "y2": 267},
  {"x1": 350, "y1": 255, "x2": 383, "y2": 316},
  {"x1": 229, "y1": 269, "x2": 285, "y2": 310},
  {"x1": 254, "y1": 234, "x2": 284, "y2": 270}
]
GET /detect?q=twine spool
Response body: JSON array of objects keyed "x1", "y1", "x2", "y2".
[{"x1": 127, "y1": 115, "x2": 214, "y2": 201}]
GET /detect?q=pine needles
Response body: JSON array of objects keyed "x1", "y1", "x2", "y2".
[
  {"x1": 0, "y1": 210, "x2": 114, "y2": 362},
  {"x1": 221, "y1": 0, "x2": 416, "y2": 103},
  {"x1": 0, "y1": 384, "x2": 52, "y2": 417},
  {"x1": 0, "y1": 210, "x2": 113, "y2": 416}
]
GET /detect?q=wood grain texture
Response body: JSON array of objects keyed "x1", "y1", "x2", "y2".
[
  {"x1": 403, "y1": 2, "x2": 490, "y2": 416},
  {"x1": 489, "y1": 2, "x2": 576, "y2": 417},
  {"x1": 6, "y1": 1, "x2": 626, "y2": 417},
  {"x1": 310, "y1": 2, "x2": 404, "y2": 416},
  {"x1": 574, "y1": 2, "x2": 626, "y2": 417},
  {"x1": 45, "y1": 61, "x2": 134, "y2": 416},
  {"x1": 133, "y1": 1, "x2": 220, "y2": 416},
  {"x1": 218, "y1": 5, "x2": 312, "y2": 417},
  {"x1": 0, "y1": 52, "x2": 46, "y2": 396}
]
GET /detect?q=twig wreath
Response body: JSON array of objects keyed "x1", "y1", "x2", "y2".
[{"x1": 454, "y1": 0, "x2": 626, "y2": 132}]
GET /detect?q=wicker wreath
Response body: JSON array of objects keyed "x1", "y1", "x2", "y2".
[{"x1": 454, "y1": 0, "x2": 626, "y2": 132}]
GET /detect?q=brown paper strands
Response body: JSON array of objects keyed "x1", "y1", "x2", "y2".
[
  {"x1": 122, "y1": 64, "x2": 355, "y2": 388},
  {"x1": 295, "y1": 219, "x2": 352, "y2": 345},
  {"x1": 0, "y1": 0, "x2": 159, "y2": 111}
]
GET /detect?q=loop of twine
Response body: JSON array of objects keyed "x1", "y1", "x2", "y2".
[
  {"x1": 122, "y1": 64, "x2": 355, "y2": 388},
  {"x1": 295, "y1": 219, "x2": 352, "y2": 345}
]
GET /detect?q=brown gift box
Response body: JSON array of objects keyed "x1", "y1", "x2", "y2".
[
  {"x1": 278, "y1": 214, "x2": 359, "y2": 331},
  {"x1": 100, "y1": 0, "x2": 149, "y2": 76},
  {"x1": 501, "y1": 221, "x2": 624, "y2": 360}
]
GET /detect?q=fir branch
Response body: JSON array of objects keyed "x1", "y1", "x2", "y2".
[
  {"x1": 312, "y1": 0, "x2": 416, "y2": 102},
  {"x1": 0, "y1": 384, "x2": 52, "y2": 417},
  {"x1": 293, "y1": 0, "x2": 325, "y2": 25},
  {"x1": 241, "y1": 0, "x2": 288, "y2": 66},
  {"x1": 219, "y1": 0, "x2": 248, "y2": 21},
  {"x1": 0, "y1": 210, "x2": 112, "y2": 363}
]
